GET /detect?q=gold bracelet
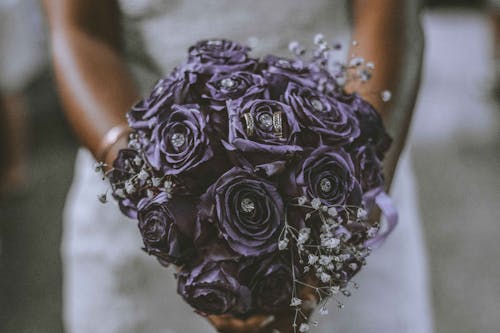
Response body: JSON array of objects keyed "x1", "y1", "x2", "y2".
[{"x1": 97, "y1": 124, "x2": 130, "y2": 163}]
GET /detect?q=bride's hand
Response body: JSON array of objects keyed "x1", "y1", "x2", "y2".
[
  {"x1": 208, "y1": 312, "x2": 305, "y2": 333},
  {"x1": 207, "y1": 281, "x2": 318, "y2": 333},
  {"x1": 208, "y1": 313, "x2": 278, "y2": 333}
]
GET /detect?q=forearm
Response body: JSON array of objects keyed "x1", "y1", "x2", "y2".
[
  {"x1": 44, "y1": 0, "x2": 140, "y2": 163},
  {"x1": 349, "y1": 0, "x2": 424, "y2": 188}
]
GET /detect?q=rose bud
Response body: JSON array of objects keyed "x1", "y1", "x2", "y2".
[{"x1": 177, "y1": 259, "x2": 251, "y2": 315}]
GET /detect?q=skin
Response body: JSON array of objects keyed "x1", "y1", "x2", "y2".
[{"x1": 43, "y1": 0, "x2": 423, "y2": 332}]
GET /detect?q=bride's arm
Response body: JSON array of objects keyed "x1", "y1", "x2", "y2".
[
  {"x1": 349, "y1": 0, "x2": 425, "y2": 188},
  {"x1": 42, "y1": 0, "x2": 140, "y2": 166}
]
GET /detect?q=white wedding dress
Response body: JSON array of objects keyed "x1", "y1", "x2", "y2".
[{"x1": 62, "y1": 1, "x2": 434, "y2": 332}]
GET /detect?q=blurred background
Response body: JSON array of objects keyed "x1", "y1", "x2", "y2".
[{"x1": 0, "y1": 0, "x2": 499, "y2": 332}]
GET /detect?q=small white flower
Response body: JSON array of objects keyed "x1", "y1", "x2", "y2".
[
  {"x1": 133, "y1": 155, "x2": 142, "y2": 166},
  {"x1": 138, "y1": 169, "x2": 149, "y2": 181},
  {"x1": 297, "y1": 228, "x2": 311, "y2": 245},
  {"x1": 330, "y1": 286, "x2": 340, "y2": 295},
  {"x1": 367, "y1": 227, "x2": 378, "y2": 238},
  {"x1": 339, "y1": 254, "x2": 351, "y2": 261},
  {"x1": 327, "y1": 207, "x2": 337, "y2": 217},
  {"x1": 322, "y1": 237, "x2": 340, "y2": 249},
  {"x1": 278, "y1": 238, "x2": 289, "y2": 251},
  {"x1": 366, "y1": 61, "x2": 375, "y2": 70},
  {"x1": 298, "y1": 196, "x2": 307, "y2": 205},
  {"x1": 357, "y1": 208, "x2": 367, "y2": 218},
  {"x1": 98, "y1": 193, "x2": 107, "y2": 204},
  {"x1": 288, "y1": 41, "x2": 300, "y2": 52},
  {"x1": 349, "y1": 57, "x2": 364, "y2": 67},
  {"x1": 115, "y1": 188, "x2": 125, "y2": 198},
  {"x1": 320, "y1": 272, "x2": 331, "y2": 283},
  {"x1": 381, "y1": 90, "x2": 392, "y2": 102},
  {"x1": 303, "y1": 266, "x2": 310, "y2": 273},
  {"x1": 290, "y1": 297, "x2": 302, "y2": 307},
  {"x1": 299, "y1": 323, "x2": 310, "y2": 332},
  {"x1": 308, "y1": 254, "x2": 318, "y2": 265},
  {"x1": 319, "y1": 306, "x2": 329, "y2": 315},
  {"x1": 349, "y1": 263, "x2": 358, "y2": 271},
  {"x1": 94, "y1": 161, "x2": 106, "y2": 173},
  {"x1": 305, "y1": 213, "x2": 312, "y2": 220},
  {"x1": 151, "y1": 177, "x2": 161, "y2": 187},
  {"x1": 319, "y1": 255, "x2": 333, "y2": 266},
  {"x1": 164, "y1": 180, "x2": 173, "y2": 190},
  {"x1": 314, "y1": 33, "x2": 325, "y2": 45},
  {"x1": 311, "y1": 198, "x2": 322, "y2": 209},
  {"x1": 125, "y1": 181, "x2": 135, "y2": 194}
]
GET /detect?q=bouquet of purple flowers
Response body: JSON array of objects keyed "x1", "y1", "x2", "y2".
[{"x1": 103, "y1": 37, "x2": 397, "y2": 331}]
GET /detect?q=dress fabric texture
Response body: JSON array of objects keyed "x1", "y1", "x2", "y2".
[
  {"x1": 62, "y1": 1, "x2": 434, "y2": 332},
  {"x1": 0, "y1": 0, "x2": 46, "y2": 92}
]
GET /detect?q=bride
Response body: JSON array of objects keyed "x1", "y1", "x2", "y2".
[{"x1": 43, "y1": 0, "x2": 433, "y2": 332}]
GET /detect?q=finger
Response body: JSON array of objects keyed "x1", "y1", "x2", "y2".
[{"x1": 208, "y1": 315, "x2": 246, "y2": 333}]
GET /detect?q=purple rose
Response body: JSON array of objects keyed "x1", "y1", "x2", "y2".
[
  {"x1": 226, "y1": 98, "x2": 302, "y2": 162},
  {"x1": 198, "y1": 167, "x2": 285, "y2": 257},
  {"x1": 177, "y1": 259, "x2": 251, "y2": 315},
  {"x1": 348, "y1": 94, "x2": 392, "y2": 157},
  {"x1": 145, "y1": 104, "x2": 213, "y2": 175},
  {"x1": 108, "y1": 149, "x2": 146, "y2": 219},
  {"x1": 127, "y1": 69, "x2": 197, "y2": 130},
  {"x1": 249, "y1": 256, "x2": 294, "y2": 313},
  {"x1": 261, "y1": 55, "x2": 316, "y2": 95},
  {"x1": 203, "y1": 71, "x2": 267, "y2": 111},
  {"x1": 284, "y1": 82, "x2": 360, "y2": 145},
  {"x1": 352, "y1": 145, "x2": 385, "y2": 192},
  {"x1": 188, "y1": 39, "x2": 256, "y2": 74},
  {"x1": 291, "y1": 147, "x2": 362, "y2": 206},
  {"x1": 137, "y1": 192, "x2": 191, "y2": 266}
]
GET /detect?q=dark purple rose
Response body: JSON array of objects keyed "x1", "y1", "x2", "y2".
[
  {"x1": 177, "y1": 259, "x2": 251, "y2": 315},
  {"x1": 291, "y1": 147, "x2": 362, "y2": 206},
  {"x1": 127, "y1": 69, "x2": 198, "y2": 130},
  {"x1": 284, "y1": 82, "x2": 360, "y2": 145},
  {"x1": 188, "y1": 39, "x2": 256, "y2": 74},
  {"x1": 137, "y1": 192, "x2": 191, "y2": 266},
  {"x1": 203, "y1": 71, "x2": 267, "y2": 111},
  {"x1": 108, "y1": 149, "x2": 146, "y2": 219},
  {"x1": 348, "y1": 94, "x2": 392, "y2": 157},
  {"x1": 249, "y1": 256, "x2": 294, "y2": 313},
  {"x1": 145, "y1": 104, "x2": 213, "y2": 175},
  {"x1": 198, "y1": 167, "x2": 285, "y2": 257},
  {"x1": 352, "y1": 145, "x2": 385, "y2": 192},
  {"x1": 226, "y1": 98, "x2": 302, "y2": 162},
  {"x1": 261, "y1": 55, "x2": 316, "y2": 95}
]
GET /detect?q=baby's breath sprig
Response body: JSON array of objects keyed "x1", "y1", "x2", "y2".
[
  {"x1": 95, "y1": 131, "x2": 177, "y2": 206},
  {"x1": 287, "y1": 35, "x2": 392, "y2": 103},
  {"x1": 279, "y1": 195, "x2": 377, "y2": 332}
]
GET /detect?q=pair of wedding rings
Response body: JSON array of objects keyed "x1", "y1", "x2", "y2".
[{"x1": 242, "y1": 112, "x2": 283, "y2": 138}]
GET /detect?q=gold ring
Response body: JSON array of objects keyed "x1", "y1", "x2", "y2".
[
  {"x1": 273, "y1": 111, "x2": 283, "y2": 138},
  {"x1": 242, "y1": 113, "x2": 255, "y2": 137}
]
